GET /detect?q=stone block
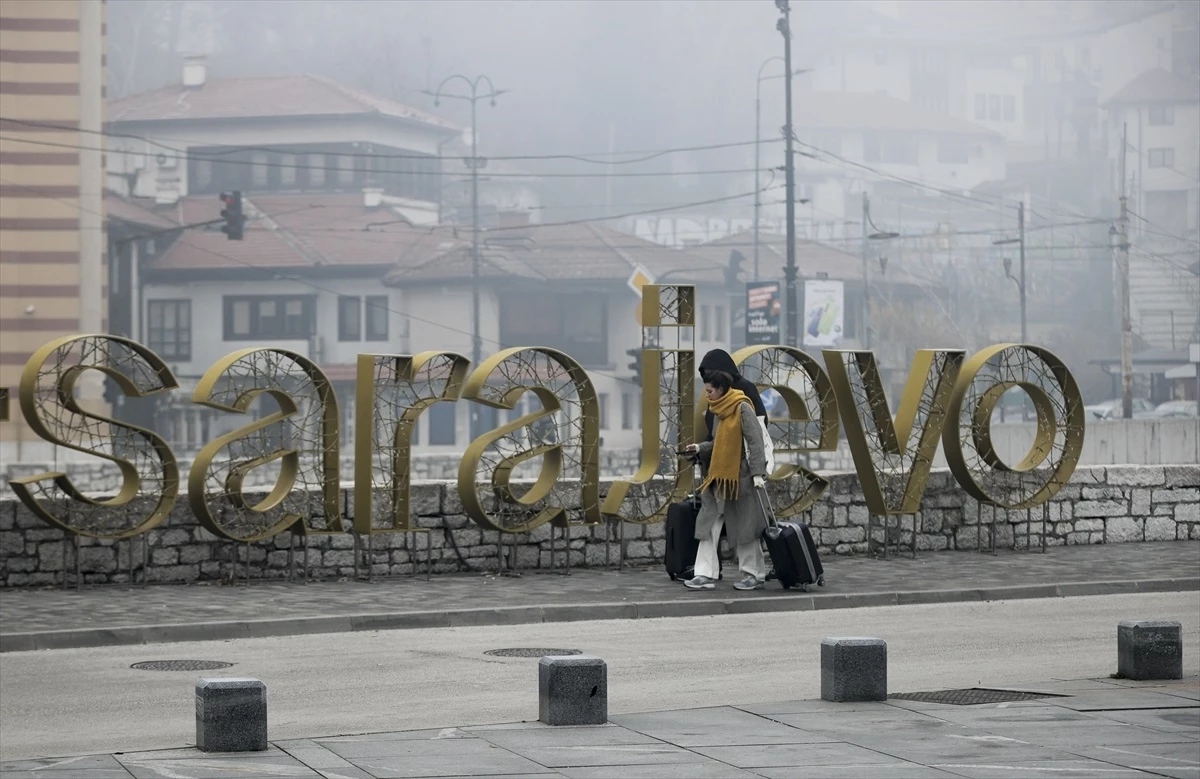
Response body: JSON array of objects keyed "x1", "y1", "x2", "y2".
[
  {"x1": 539, "y1": 654, "x2": 607, "y2": 726},
  {"x1": 1130, "y1": 489, "x2": 1152, "y2": 516},
  {"x1": 821, "y1": 637, "x2": 887, "y2": 702},
  {"x1": 1081, "y1": 486, "x2": 1124, "y2": 501},
  {"x1": 179, "y1": 545, "x2": 211, "y2": 565},
  {"x1": 1106, "y1": 467, "x2": 1165, "y2": 487},
  {"x1": 151, "y1": 547, "x2": 179, "y2": 566},
  {"x1": 1145, "y1": 517, "x2": 1176, "y2": 542},
  {"x1": 159, "y1": 528, "x2": 191, "y2": 546},
  {"x1": 1074, "y1": 500, "x2": 1127, "y2": 518},
  {"x1": 1176, "y1": 503, "x2": 1200, "y2": 524},
  {"x1": 810, "y1": 503, "x2": 832, "y2": 527},
  {"x1": 847, "y1": 505, "x2": 869, "y2": 527},
  {"x1": 1153, "y1": 488, "x2": 1199, "y2": 505},
  {"x1": 1162, "y1": 465, "x2": 1200, "y2": 489},
  {"x1": 1105, "y1": 517, "x2": 1142, "y2": 544},
  {"x1": 1073, "y1": 519, "x2": 1103, "y2": 532},
  {"x1": 195, "y1": 677, "x2": 268, "y2": 752},
  {"x1": 1118, "y1": 621, "x2": 1182, "y2": 681}
]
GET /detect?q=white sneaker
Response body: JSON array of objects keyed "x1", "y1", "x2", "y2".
[{"x1": 684, "y1": 575, "x2": 717, "y2": 590}]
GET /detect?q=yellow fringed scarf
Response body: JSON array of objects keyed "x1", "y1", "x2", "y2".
[{"x1": 701, "y1": 388, "x2": 750, "y2": 501}]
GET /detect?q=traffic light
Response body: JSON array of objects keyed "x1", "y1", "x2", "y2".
[
  {"x1": 219, "y1": 191, "x2": 244, "y2": 240},
  {"x1": 626, "y1": 347, "x2": 642, "y2": 387},
  {"x1": 726, "y1": 249, "x2": 745, "y2": 287}
]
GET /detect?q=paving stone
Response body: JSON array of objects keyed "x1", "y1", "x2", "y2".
[
  {"x1": 927, "y1": 759, "x2": 1153, "y2": 779},
  {"x1": 613, "y1": 706, "x2": 831, "y2": 747},
  {"x1": 692, "y1": 741, "x2": 903, "y2": 768},
  {"x1": 754, "y1": 765, "x2": 962, "y2": 779},
  {"x1": 558, "y1": 762, "x2": 759, "y2": 778},
  {"x1": 1090, "y1": 707, "x2": 1200, "y2": 734}
]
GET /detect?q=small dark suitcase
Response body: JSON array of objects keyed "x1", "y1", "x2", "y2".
[
  {"x1": 664, "y1": 498, "x2": 701, "y2": 581},
  {"x1": 755, "y1": 488, "x2": 825, "y2": 591}
]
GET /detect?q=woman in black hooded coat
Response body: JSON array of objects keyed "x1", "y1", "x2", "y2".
[{"x1": 698, "y1": 349, "x2": 769, "y2": 446}]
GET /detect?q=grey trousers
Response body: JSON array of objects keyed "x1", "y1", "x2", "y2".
[{"x1": 694, "y1": 509, "x2": 767, "y2": 581}]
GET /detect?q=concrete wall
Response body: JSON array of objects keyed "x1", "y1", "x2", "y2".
[{"x1": 0, "y1": 464, "x2": 1195, "y2": 588}]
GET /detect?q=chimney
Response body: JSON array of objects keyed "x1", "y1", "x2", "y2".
[
  {"x1": 363, "y1": 186, "x2": 384, "y2": 209},
  {"x1": 182, "y1": 55, "x2": 207, "y2": 89}
]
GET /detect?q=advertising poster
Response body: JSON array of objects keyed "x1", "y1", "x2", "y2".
[
  {"x1": 745, "y1": 281, "x2": 782, "y2": 345},
  {"x1": 802, "y1": 279, "x2": 844, "y2": 347}
]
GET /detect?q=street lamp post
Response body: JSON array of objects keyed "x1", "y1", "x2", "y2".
[
  {"x1": 776, "y1": 0, "x2": 799, "y2": 347},
  {"x1": 425, "y1": 75, "x2": 507, "y2": 435},
  {"x1": 995, "y1": 201, "x2": 1028, "y2": 422}
]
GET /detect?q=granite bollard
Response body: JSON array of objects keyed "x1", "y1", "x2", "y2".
[
  {"x1": 1118, "y1": 620, "x2": 1183, "y2": 681},
  {"x1": 195, "y1": 677, "x2": 268, "y2": 752},
  {"x1": 539, "y1": 654, "x2": 607, "y2": 726},
  {"x1": 822, "y1": 637, "x2": 887, "y2": 702}
]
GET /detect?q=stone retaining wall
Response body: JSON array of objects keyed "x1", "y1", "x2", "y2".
[{"x1": 0, "y1": 465, "x2": 1196, "y2": 588}]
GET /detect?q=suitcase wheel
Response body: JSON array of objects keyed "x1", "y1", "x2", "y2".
[
  {"x1": 668, "y1": 572, "x2": 678, "y2": 581},
  {"x1": 801, "y1": 583, "x2": 810, "y2": 592},
  {"x1": 817, "y1": 575, "x2": 826, "y2": 587}
]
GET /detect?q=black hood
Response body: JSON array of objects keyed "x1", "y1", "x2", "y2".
[{"x1": 699, "y1": 349, "x2": 741, "y2": 380}]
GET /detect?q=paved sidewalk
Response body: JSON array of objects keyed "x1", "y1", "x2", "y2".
[
  {"x1": 2, "y1": 542, "x2": 1197, "y2": 652},
  {"x1": 1, "y1": 675, "x2": 1196, "y2": 778}
]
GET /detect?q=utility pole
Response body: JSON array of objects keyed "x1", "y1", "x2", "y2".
[
  {"x1": 425, "y1": 75, "x2": 507, "y2": 435},
  {"x1": 1117, "y1": 122, "x2": 1133, "y2": 420},
  {"x1": 1018, "y1": 200, "x2": 1027, "y2": 345},
  {"x1": 776, "y1": 0, "x2": 798, "y2": 347},
  {"x1": 754, "y1": 56, "x2": 784, "y2": 282},
  {"x1": 861, "y1": 192, "x2": 871, "y2": 349}
]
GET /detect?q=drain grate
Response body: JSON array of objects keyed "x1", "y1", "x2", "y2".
[
  {"x1": 484, "y1": 648, "x2": 582, "y2": 658},
  {"x1": 130, "y1": 660, "x2": 235, "y2": 672},
  {"x1": 890, "y1": 688, "x2": 1068, "y2": 706}
]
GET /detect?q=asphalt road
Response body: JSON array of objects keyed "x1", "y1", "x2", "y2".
[{"x1": 1, "y1": 592, "x2": 1197, "y2": 761}]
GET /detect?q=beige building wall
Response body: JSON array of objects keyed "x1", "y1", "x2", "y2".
[{"x1": 0, "y1": 0, "x2": 105, "y2": 456}]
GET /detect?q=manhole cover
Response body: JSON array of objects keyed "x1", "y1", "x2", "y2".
[
  {"x1": 130, "y1": 660, "x2": 235, "y2": 672},
  {"x1": 890, "y1": 688, "x2": 1068, "y2": 706},
  {"x1": 484, "y1": 648, "x2": 582, "y2": 658}
]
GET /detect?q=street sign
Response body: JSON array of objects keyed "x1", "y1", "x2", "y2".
[{"x1": 628, "y1": 266, "x2": 654, "y2": 325}]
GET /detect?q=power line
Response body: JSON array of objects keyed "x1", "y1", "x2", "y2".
[{"x1": 0, "y1": 116, "x2": 782, "y2": 165}]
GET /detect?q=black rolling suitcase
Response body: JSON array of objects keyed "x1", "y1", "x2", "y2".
[
  {"x1": 755, "y1": 487, "x2": 825, "y2": 592},
  {"x1": 664, "y1": 497, "x2": 701, "y2": 581}
]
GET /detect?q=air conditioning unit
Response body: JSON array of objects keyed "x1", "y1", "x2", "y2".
[{"x1": 156, "y1": 152, "x2": 177, "y2": 170}]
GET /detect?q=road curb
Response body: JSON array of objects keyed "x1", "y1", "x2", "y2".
[{"x1": 1, "y1": 577, "x2": 1196, "y2": 653}]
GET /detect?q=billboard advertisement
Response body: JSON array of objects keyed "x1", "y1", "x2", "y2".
[
  {"x1": 745, "y1": 281, "x2": 782, "y2": 345},
  {"x1": 803, "y1": 279, "x2": 845, "y2": 347}
]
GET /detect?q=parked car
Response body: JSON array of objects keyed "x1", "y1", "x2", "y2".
[
  {"x1": 1140, "y1": 400, "x2": 1199, "y2": 419},
  {"x1": 1085, "y1": 398, "x2": 1155, "y2": 419}
]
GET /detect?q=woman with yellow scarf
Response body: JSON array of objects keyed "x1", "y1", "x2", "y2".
[{"x1": 681, "y1": 369, "x2": 770, "y2": 590}]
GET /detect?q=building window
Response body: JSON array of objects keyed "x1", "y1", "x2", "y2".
[
  {"x1": 147, "y1": 300, "x2": 191, "y2": 360},
  {"x1": 599, "y1": 393, "x2": 609, "y2": 430},
  {"x1": 338, "y1": 296, "x2": 362, "y2": 341},
  {"x1": 337, "y1": 155, "x2": 355, "y2": 185},
  {"x1": 365, "y1": 295, "x2": 389, "y2": 341},
  {"x1": 308, "y1": 154, "x2": 326, "y2": 187},
  {"x1": 700, "y1": 305, "x2": 711, "y2": 340},
  {"x1": 193, "y1": 159, "x2": 213, "y2": 191},
  {"x1": 1148, "y1": 105, "x2": 1175, "y2": 126},
  {"x1": 867, "y1": 134, "x2": 917, "y2": 165},
  {"x1": 937, "y1": 136, "x2": 969, "y2": 164},
  {"x1": 714, "y1": 306, "x2": 725, "y2": 342},
  {"x1": 223, "y1": 295, "x2": 315, "y2": 340},
  {"x1": 989, "y1": 94, "x2": 1002, "y2": 121},
  {"x1": 1147, "y1": 148, "x2": 1175, "y2": 168},
  {"x1": 621, "y1": 393, "x2": 633, "y2": 430},
  {"x1": 427, "y1": 402, "x2": 456, "y2": 446},
  {"x1": 974, "y1": 94, "x2": 986, "y2": 120},
  {"x1": 499, "y1": 291, "x2": 608, "y2": 366},
  {"x1": 1003, "y1": 95, "x2": 1015, "y2": 122},
  {"x1": 279, "y1": 153, "x2": 297, "y2": 187},
  {"x1": 251, "y1": 152, "x2": 269, "y2": 188}
]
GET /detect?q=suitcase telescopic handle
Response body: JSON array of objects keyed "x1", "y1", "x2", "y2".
[{"x1": 754, "y1": 484, "x2": 779, "y2": 530}]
